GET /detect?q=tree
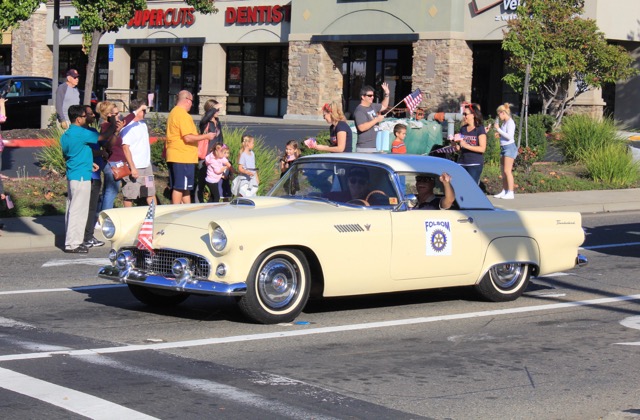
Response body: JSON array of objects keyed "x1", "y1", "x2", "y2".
[
  {"x1": 73, "y1": 0, "x2": 217, "y2": 106},
  {"x1": 502, "y1": 0, "x2": 638, "y2": 128},
  {"x1": 0, "y1": 0, "x2": 42, "y2": 43}
]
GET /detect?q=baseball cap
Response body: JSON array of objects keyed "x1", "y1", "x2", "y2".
[{"x1": 66, "y1": 69, "x2": 79, "y2": 78}]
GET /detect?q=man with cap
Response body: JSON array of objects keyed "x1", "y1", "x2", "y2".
[{"x1": 56, "y1": 69, "x2": 81, "y2": 129}]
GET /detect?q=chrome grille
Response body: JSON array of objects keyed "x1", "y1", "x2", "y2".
[{"x1": 121, "y1": 247, "x2": 210, "y2": 278}]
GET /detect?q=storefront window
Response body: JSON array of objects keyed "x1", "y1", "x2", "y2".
[
  {"x1": 342, "y1": 45, "x2": 412, "y2": 116},
  {"x1": 226, "y1": 45, "x2": 288, "y2": 117}
]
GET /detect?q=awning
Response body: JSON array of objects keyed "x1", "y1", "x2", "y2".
[
  {"x1": 310, "y1": 34, "x2": 418, "y2": 42},
  {"x1": 115, "y1": 37, "x2": 205, "y2": 46}
]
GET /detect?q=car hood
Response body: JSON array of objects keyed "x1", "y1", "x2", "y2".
[{"x1": 152, "y1": 196, "x2": 342, "y2": 229}]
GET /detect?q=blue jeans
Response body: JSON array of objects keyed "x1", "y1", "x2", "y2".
[
  {"x1": 100, "y1": 163, "x2": 121, "y2": 211},
  {"x1": 462, "y1": 164, "x2": 483, "y2": 185}
]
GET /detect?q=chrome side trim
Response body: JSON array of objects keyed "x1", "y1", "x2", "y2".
[
  {"x1": 576, "y1": 254, "x2": 588, "y2": 267},
  {"x1": 98, "y1": 266, "x2": 247, "y2": 296}
]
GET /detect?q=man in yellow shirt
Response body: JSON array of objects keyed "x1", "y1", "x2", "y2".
[{"x1": 165, "y1": 90, "x2": 215, "y2": 204}]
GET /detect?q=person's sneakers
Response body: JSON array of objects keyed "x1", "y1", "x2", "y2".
[
  {"x1": 83, "y1": 237, "x2": 105, "y2": 248},
  {"x1": 65, "y1": 245, "x2": 89, "y2": 254},
  {"x1": 493, "y1": 190, "x2": 506, "y2": 198},
  {"x1": 502, "y1": 191, "x2": 515, "y2": 200}
]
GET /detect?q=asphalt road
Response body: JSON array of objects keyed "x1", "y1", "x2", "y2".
[
  {"x1": 0, "y1": 211, "x2": 639, "y2": 418},
  {"x1": 0, "y1": 121, "x2": 326, "y2": 179}
]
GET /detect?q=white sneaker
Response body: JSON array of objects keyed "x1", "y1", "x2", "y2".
[
  {"x1": 94, "y1": 221, "x2": 101, "y2": 229},
  {"x1": 503, "y1": 191, "x2": 515, "y2": 199},
  {"x1": 493, "y1": 190, "x2": 506, "y2": 198}
]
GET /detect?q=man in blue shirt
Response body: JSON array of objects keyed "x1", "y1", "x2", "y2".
[{"x1": 60, "y1": 105, "x2": 99, "y2": 253}]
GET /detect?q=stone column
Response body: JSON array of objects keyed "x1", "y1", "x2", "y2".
[
  {"x1": 104, "y1": 45, "x2": 131, "y2": 111},
  {"x1": 198, "y1": 43, "x2": 228, "y2": 115},
  {"x1": 285, "y1": 40, "x2": 343, "y2": 121},
  {"x1": 11, "y1": 5, "x2": 52, "y2": 77},
  {"x1": 570, "y1": 82, "x2": 606, "y2": 118},
  {"x1": 412, "y1": 38, "x2": 473, "y2": 113}
]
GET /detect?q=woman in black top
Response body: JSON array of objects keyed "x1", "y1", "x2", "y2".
[{"x1": 312, "y1": 101, "x2": 352, "y2": 153}]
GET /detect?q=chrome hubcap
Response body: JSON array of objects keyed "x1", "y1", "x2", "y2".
[
  {"x1": 490, "y1": 263, "x2": 524, "y2": 290},
  {"x1": 258, "y1": 258, "x2": 298, "y2": 309}
]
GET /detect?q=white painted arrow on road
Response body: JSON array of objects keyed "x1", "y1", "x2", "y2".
[{"x1": 616, "y1": 316, "x2": 640, "y2": 346}]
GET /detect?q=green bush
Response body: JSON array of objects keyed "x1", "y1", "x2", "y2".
[
  {"x1": 36, "y1": 126, "x2": 66, "y2": 176},
  {"x1": 560, "y1": 115, "x2": 624, "y2": 163},
  {"x1": 221, "y1": 126, "x2": 280, "y2": 195},
  {"x1": 150, "y1": 139, "x2": 167, "y2": 171},
  {"x1": 583, "y1": 142, "x2": 640, "y2": 187},
  {"x1": 146, "y1": 112, "x2": 167, "y2": 136},
  {"x1": 484, "y1": 114, "x2": 548, "y2": 167}
]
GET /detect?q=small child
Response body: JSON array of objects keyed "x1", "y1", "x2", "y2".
[
  {"x1": 235, "y1": 134, "x2": 259, "y2": 197},
  {"x1": 219, "y1": 145, "x2": 233, "y2": 201},
  {"x1": 204, "y1": 143, "x2": 231, "y2": 203},
  {"x1": 280, "y1": 140, "x2": 301, "y2": 177},
  {"x1": 391, "y1": 123, "x2": 407, "y2": 154}
]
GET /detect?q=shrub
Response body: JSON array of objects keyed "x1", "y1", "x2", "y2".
[
  {"x1": 146, "y1": 111, "x2": 167, "y2": 136},
  {"x1": 583, "y1": 142, "x2": 640, "y2": 187},
  {"x1": 560, "y1": 115, "x2": 624, "y2": 164},
  {"x1": 221, "y1": 126, "x2": 279, "y2": 195},
  {"x1": 150, "y1": 139, "x2": 167, "y2": 171},
  {"x1": 36, "y1": 126, "x2": 66, "y2": 176}
]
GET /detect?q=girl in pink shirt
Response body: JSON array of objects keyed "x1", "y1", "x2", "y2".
[{"x1": 204, "y1": 143, "x2": 231, "y2": 203}]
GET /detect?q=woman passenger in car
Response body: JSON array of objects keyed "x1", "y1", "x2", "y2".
[{"x1": 414, "y1": 172, "x2": 455, "y2": 210}]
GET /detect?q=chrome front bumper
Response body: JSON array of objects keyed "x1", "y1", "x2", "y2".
[{"x1": 98, "y1": 265, "x2": 247, "y2": 296}]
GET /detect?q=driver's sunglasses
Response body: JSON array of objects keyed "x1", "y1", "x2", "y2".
[{"x1": 349, "y1": 177, "x2": 367, "y2": 186}]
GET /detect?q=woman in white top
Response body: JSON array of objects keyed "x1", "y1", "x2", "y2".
[{"x1": 493, "y1": 103, "x2": 517, "y2": 200}]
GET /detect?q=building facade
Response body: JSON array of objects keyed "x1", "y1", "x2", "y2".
[{"x1": 8, "y1": 0, "x2": 640, "y2": 127}]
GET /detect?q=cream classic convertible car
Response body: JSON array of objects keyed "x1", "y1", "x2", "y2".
[{"x1": 98, "y1": 154, "x2": 587, "y2": 324}]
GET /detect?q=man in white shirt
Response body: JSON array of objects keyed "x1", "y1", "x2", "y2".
[{"x1": 121, "y1": 99, "x2": 156, "y2": 207}]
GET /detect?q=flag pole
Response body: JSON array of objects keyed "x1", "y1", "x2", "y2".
[{"x1": 383, "y1": 99, "x2": 408, "y2": 117}]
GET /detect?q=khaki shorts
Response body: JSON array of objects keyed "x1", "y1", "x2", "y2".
[{"x1": 122, "y1": 166, "x2": 156, "y2": 200}]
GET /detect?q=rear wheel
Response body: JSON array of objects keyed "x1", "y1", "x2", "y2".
[
  {"x1": 128, "y1": 285, "x2": 190, "y2": 307},
  {"x1": 475, "y1": 263, "x2": 530, "y2": 302},
  {"x1": 238, "y1": 248, "x2": 310, "y2": 324}
]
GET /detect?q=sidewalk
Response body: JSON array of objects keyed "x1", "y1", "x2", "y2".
[{"x1": 1, "y1": 188, "x2": 639, "y2": 251}]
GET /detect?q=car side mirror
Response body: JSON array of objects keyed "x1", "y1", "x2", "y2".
[{"x1": 405, "y1": 194, "x2": 418, "y2": 209}]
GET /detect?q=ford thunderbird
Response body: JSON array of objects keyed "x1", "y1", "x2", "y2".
[{"x1": 98, "y1": 154, "x2": 587, "y2": 324}]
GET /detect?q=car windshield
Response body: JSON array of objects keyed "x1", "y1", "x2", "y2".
[{"x1": 269, "y1": 161, "x2": 400, "y2": 208}]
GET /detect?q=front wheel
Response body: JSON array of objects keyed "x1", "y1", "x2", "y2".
[
  {"x1": 475, "y1": 263, "x2": 530, "y2": 302},
  {"x1": 238, "y1": 248, "x2": 311, "y2": 324},
  {"x1": 128, "y1": 284, "x2": 190, "y2": 307}
]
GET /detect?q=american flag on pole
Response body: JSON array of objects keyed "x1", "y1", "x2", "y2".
[
  {"x1": 137, "y1": 199, "x2": 155, "y2": 255},
  {"x1": 403, "y1": 89, "x2": 423, "y2": 114}
]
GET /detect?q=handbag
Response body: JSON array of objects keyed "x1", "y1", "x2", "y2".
[
  {"x1": 111, "y1": 161, "x2": 131, "y2": 181},
  {"x1": 198, "y1": 123, "x2": 210, "y2": 160}
]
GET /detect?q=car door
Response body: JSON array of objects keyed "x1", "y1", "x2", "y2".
[
  {"x1": 24, "y1": 78, "x2": 52, "y2": 127},
  {"x1": 2, "y1": 79, "x2": 27, "y2": 128},
  {"x1": 390, "y1": 209, "x2": 484, "y2": 286}
]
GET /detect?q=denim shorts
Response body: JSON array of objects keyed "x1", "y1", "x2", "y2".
[{"x1": 500, "y1": 142, "x2": 518, "y2": 159}]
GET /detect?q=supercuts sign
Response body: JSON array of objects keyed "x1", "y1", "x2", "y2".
[
  {"x1": 225, "y1": 5, "x2": 291, "y2": 25},
  {"x1": 127, "y1": 8, "x2": 196, "y2": 28}
]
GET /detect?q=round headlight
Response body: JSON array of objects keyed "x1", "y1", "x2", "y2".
[
  {"x1": 211, "y1": 226, "x2": 227, "y2": 252},
  {"x1": 101, "y1": 216, "x2": 116, "y2": 239}
]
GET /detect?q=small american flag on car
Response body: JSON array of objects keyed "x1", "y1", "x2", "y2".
[
  {"x1": 403, "y1": 89, "x2": 423, "y2": 114},
  {"x1": 137, "y1": 199, "x2": 155, "y2": 255}
]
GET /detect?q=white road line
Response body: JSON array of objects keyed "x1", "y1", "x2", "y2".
[
  {"x1": 1, "y1": 293, "x2": 639, "y2": 362},
  {"x1": 0, "y1": 284, "x2": 125, "y2": 296},
  {"x1": 581, "y1": 241, "x2": 640, "y2": 250},
  {"x1": 76, "y1": 355, "x2": 339, "y2": 420},
  {"x1": 42, "y1": 258, "x2": 110, "y2": 267},
  {"x1": 0, "y1": 367, "x2": 158, "y2": 419}
]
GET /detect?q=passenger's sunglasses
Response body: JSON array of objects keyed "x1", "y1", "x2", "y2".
[{"x1": 416, "y1": 176, "x2": 435, "y2": 183}]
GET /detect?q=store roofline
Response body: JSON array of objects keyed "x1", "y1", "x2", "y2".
[
  {"x1": 115, "y1": 37, "x2": 206, "y2": 46},
  {"x1": 310, "y1": 34, "x2": 419, "y2": 42}
]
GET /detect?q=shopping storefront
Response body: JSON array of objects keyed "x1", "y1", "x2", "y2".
[{"x1": 4, "y1": 0, "x2": 638, "y2": 126}]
